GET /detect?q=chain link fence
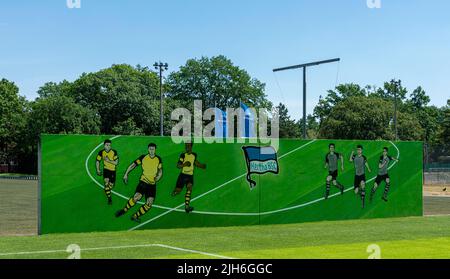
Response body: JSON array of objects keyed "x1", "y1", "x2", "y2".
[{"x1": 424, "y1": 143, "x2": 450, "y2": 186}]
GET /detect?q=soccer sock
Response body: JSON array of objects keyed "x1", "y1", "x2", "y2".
[
  {"x1": 104, "y1": 184, "x2": 112, "y2": 199},
  {"x1": 325, "y1": 181, "x2": 331, "y2": 197},
  {"x1": 133, "y1": 204, "x2": 152, "y2": 218},
  {"x1": 123, "y1": 197, "x2": 136, "y2": 212},
  {"x1": 185, "y1": 189, "x2": 192, "y2": 206},
  {"x1": 361, "y1": 189, "x2": 366, "y2": 202},
  {"x1": 383, "y1": 183, "x2": 390, "y2": 198}
]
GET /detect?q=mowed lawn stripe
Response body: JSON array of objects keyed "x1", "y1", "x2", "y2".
[{"x1": 1, "y1": 216, "x2": 450, "y2": 259}]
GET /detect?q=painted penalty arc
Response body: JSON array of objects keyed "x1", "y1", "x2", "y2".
[{"x1": 85, "y1": 137, "x2": 400, "y2": 216}]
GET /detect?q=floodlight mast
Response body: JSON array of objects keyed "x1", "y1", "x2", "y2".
[
  {"x1": 154, "y1": 62, "x2": 169, "y2": 136},
  {"x1": 273, "y1": 58, "x2": 341, "y2": 139}
]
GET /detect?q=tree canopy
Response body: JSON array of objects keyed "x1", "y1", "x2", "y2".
[
  {"x1": 166, "y1": 55, "x2": 272, "y2": 110},
  {"x1": 0, "y1": 79, "x2": 28, "y2": 163}
]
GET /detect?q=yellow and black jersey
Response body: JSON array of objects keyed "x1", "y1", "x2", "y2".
[
  {"x1": 179, "y1": 152, "x2": 197, "y2": 176},
  {"x1": 96, "y1": 149, "x2": 119, "y2": 171},
  {"x1": 134, "y1": 154, "x2": 162, "y2": 185}
]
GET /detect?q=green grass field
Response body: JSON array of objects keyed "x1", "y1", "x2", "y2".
[
  {"x1": 41, "y1": 135, "x2": 423, "y2": 234},
  {"x1": 1, "y1": 216, "x2": 450, "y2": 259}
]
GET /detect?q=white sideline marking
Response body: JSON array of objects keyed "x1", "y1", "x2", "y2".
[
  {"x1": 85, "y1": 140, "x2": 400, "y2": 225},
  {"x1": 0, "y1": 244, "x2": 234, "y2": 259},
  {"x1": 128, "y1": 140, "x2": 318, "y2": 231}
]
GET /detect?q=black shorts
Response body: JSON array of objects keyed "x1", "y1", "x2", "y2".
[
  {"x1": 354, "y1": 174, "x2": 366, "y2": 189},
  {"x1": 375, "y1": 174, "x2": 390, "y2": 185},
  {"x1": 103, "y1": 169, "x2": 116, "y2": 184},
  {"x1": 135, "y1": 181, "x2": 156, "y2": 199},
  {"x1": 328, "y1": 170, "x2": 338, "y2": 180},
  {"x1": 176, "y1": 173, "x2": 194, "y2": 189}
]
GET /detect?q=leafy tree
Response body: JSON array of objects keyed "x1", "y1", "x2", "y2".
[
  {"x1": 70, "y1": 64, "x2": 161, "y2": 134},
  {"x1": 370, "y1": 79, "x2": 408, "y2": 101},
  {"x1": 37, "y1": 80, "x2": 72, "y2": 98},
  {"x1": 297, "y1": 115, "x2": 319, "y2": 139},
  {"x1": 395, "y1": 111, "x2": 425, "y2": 141},
  {"x1": 403, "y1": 87, "x2": 442, "y2": 143},
  {"x1": 0, "y1": 79, "x2": 28, "y2": 164},
  {"x1": 441, "y1": 100, "x2": 450, "y2": 144},
  {"x1": 112, "y1": 118, "x2": 144, "y2": 135},
  {"x1": 314, "y1": 83, "x2": 367, "y2": 124},
  {"x1": 319, "y1": 96, "x2": 423, "y2": 140},
  {"x1": 276, "y1": 103, "x2": 300, "y2": 138},
  {"x1": 416, "y1": 106, "x2": 443, "y2": 143},
  {"x1": 407, "y1": 86, "x2": 430, "y2": 110},
  {"x1": 319, "y1": 96, "x2": 390, "y2": 139},
  {"x1": 166, "y1": 55, "x2": 272, "y2": 111},
  {"x1": 28, "y1": 95, "x2": 100, "y2": 139}
]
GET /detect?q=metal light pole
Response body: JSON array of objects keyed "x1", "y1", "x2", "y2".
[
  {"x1": 391, "y1": 79, "x2": 401, "y2": 141},
  {"x1": 154, "y1": 62, "x2": 168, "y2": 136},
  {"x1": 273, "y1": 58, "x2": 341, "y2": 139}
]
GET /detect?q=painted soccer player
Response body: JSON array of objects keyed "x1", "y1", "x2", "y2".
[
  {"x1": 96, "y1": 139, "x2": 119, "y2": 205},
  {"x1": 349, "y1": 145, "x2": 371, "y2": 208},
  {"x1": 171, "y1": 142, "x2": 206, "y2": 213},
  {"x1": 324, "y1": 143, "x2": 345, "y2": 199},
  {"x1": 115, "y1": 143, "x2": 162, "y2": 223},
  {"x1": 370, "y1": 147, "x2": 399, "y2": 202}
]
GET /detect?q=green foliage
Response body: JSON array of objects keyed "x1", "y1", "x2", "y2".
[
  {"x1": 70, "y1": 64, "x2": 161, "y2": 134},
  {"x1": 319, "y1": 96, "x2": 395, "y2": 140},
  {"x1": 0, "y1": 79, "x2": 28, "y2": 162},
  {"x1": 402, "y1": 87, "x2": 443, "y2": 143},
  {"x1": 112, "y1": 118, "x2": 144, "y2": 136},
  {"x1": 316, "y1": 81, "x2": 445, "y2": 142},
  {"x1": 166, "y1": 55, "x2": 272, "y2": 110},
  {"x1": 406, "y1": 86, "x2": 430, "y2": 110},
  {"x1": 276, "y1": 103, "x2": 301, "y2": 138},
  {"x1": 395, "y1": 111, "x2": 425, "y2": 141},
  {"x1": 28, "y1": 95, "x2": 101, "y2": 138},
  {"x1": 372, "y1": 80, "x2": 407, "y2": 100},
  {"x1": 440, "y1": 100, "x2": 450, "y2": 145},
  {"x1": 37, "y1": 80, "x2": 72, "y2": 98},
  {"x1": 297, "y1": 115, "x2": 319, "y2": 139},
  {"x1": 314, "y1": 83, "x2": 367, "y2": 122}
]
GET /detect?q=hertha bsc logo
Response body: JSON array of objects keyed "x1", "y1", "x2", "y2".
[{"x1": 242, "y1": 146, "x2": 279, "y2": 189}]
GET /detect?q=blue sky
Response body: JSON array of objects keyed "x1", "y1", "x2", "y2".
[{"x1": 1, "y1": 0, "x2": 449, "y2": 120}]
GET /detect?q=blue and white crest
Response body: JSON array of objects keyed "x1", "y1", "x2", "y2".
[{"x1": 242, "y1": 146, "x2": 279, "y2": 189}]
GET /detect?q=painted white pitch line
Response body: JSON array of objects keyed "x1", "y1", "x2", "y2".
[
  {"x1": 0, "y1": 243, "x2": 234, "y2": 259},
  {"x1": 85, "y1": 139, "x2": 400, "y2": 221},
  {"x1": 128, "y1": 140, "x2": 318, "y2": 231},
  {"x1": 84, "y1": 136, "x2": 179, "y2": 212},
  {"x1": 86, "y1": 138, "x2": 318, "y2": 216},
  {"x1": 131, "y1": 140, "x2": 400, "y2": 220},
  {"x1": 157, "y1": 140, "x2": 401, "y2": 216},
  {"x1": 154, "y1": 244, "x2": 235, "y2": 259}
]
